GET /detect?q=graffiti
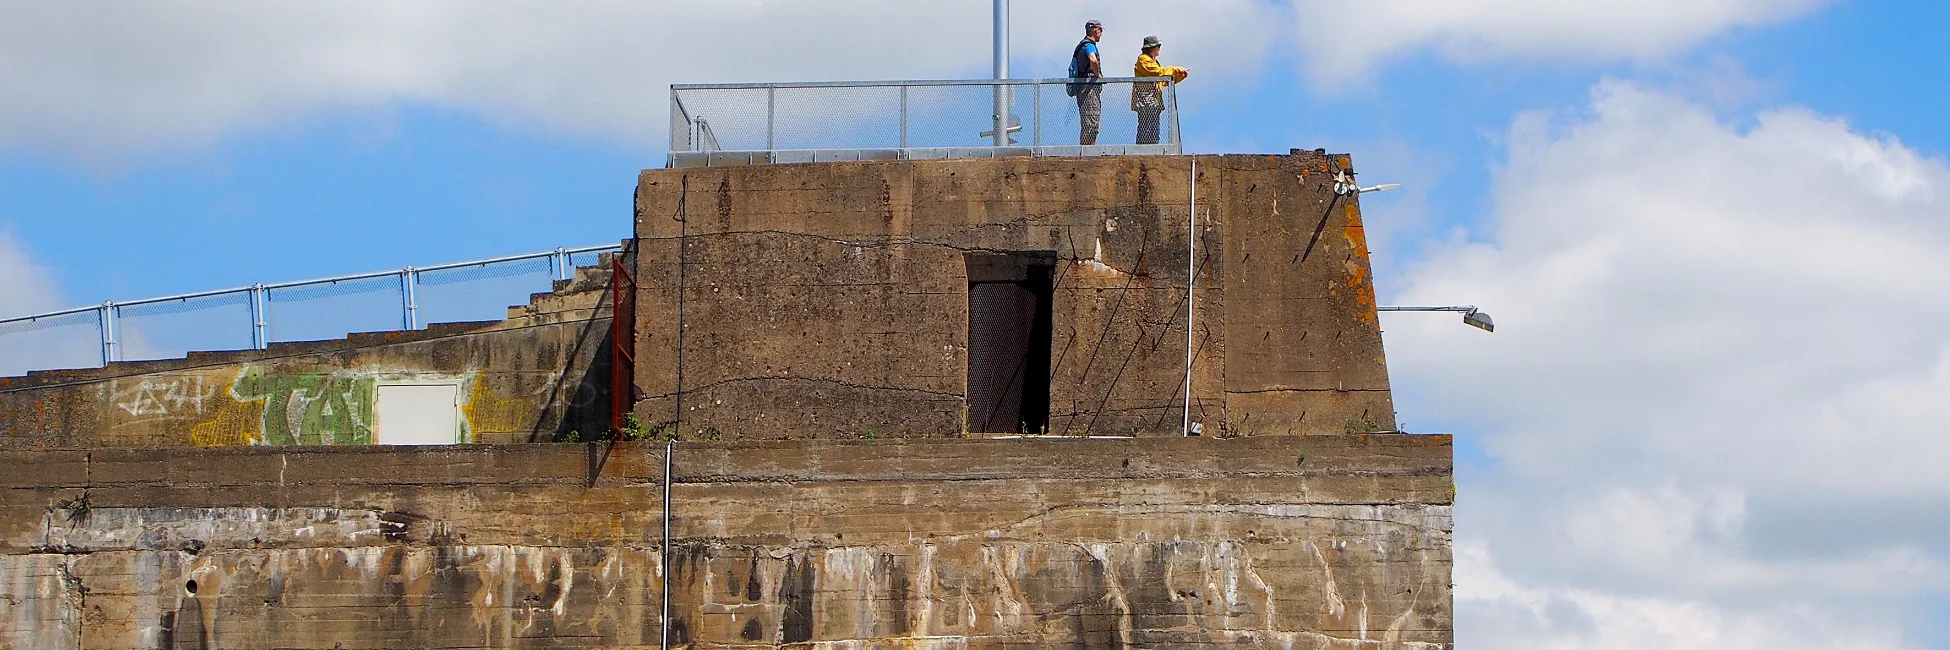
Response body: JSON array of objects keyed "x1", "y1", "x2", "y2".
[
  {"x1": 230, "y1": 367, "x2": 376, "y2": 445},
  {"x1": 463, "y1": 380, "x2": 536, "y2": 437},
  {"x1": 188, "y1": 399, "x2": 265, "y2": 447},
  {"x1": 114, "y1": 377, "x2": 217, "y2": 417}
]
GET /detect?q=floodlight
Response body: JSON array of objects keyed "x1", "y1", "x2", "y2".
[
  {"x1": 1377, "y1": 305, "x2": 1496, "y2": 333},
  {"x1": 1332, "y1": 170, "x2": 1400, "y2": 196}
]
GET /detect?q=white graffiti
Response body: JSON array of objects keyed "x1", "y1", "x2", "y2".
[{"x1": 114, "y1": 377, "x2": 216, "y2": 417}]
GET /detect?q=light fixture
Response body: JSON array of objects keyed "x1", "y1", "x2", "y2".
[
  {"x1": 1377, "y1": 305, "x2": 1495, "y2": 332},
  {"x1": 1332, "y1": 170, "x2": 1400, "y2": 196}
]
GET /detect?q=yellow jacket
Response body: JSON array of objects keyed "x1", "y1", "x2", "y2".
[{"x1": 1132, "y1": 53, "x2": 1188, "y2": 109}]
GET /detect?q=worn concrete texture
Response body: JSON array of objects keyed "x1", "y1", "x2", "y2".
[
  {"x1": 0, "y1": 436, "x2": 1453, "y2": 649},
  {"x1": 632, "y1": 152, "x2": 1394, "y2": 441},
  {"x1": 0, "y1": 258, "x2": 622, "y2": 449}
]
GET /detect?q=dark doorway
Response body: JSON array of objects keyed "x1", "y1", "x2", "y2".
[{"x1": 966, "y1": 252, "x2": 1056, "y2": 434}]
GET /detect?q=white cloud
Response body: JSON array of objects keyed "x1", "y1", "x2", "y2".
[
  {"x1": 0, "y1": 228, "x2": 60, "y2": 318},
  {"x1": 4, "y1": 2, "x2": 1826, "y2": 157},
  {"x1": 1291, "y1": 0, "x2": 1831, "y2": 83},
  {"x1": 1383, "y1": 80, "x2": 1950, "y2": 646},
  {"x1": 1457, "y1": 540, "x2": 1920, "y2": 650},
  {"x1": 0, "y1": 228, "x2": 95, "y2": 377},
  {"x1": 0, "y1": 1, "x2": 1282, "y2": 159}
]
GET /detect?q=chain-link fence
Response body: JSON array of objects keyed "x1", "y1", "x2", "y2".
[
  {"x1": 0, "y1": 244, "x2": 623, "y2": 377},
  {"x1": 668, "y1": 78, "x2": 1180, "y2": 168}
]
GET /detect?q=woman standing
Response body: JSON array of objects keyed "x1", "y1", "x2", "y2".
[{"x1": 1132, "y1": 36, "x2": 1189, "y2": 145}]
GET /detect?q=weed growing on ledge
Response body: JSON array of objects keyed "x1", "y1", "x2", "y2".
[
  {"x1": 52, "y1": 490, "x2": 92, "y2": 526},
  {"x1": 621, "y1": 413, "x2": 649, "y2": 441},
  {"x1": 1343, "y1": 416, "x2": 1384, "y2": 435}
]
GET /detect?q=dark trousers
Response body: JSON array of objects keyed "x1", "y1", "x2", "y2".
[
  {"x1": 1136, "y1": 108, "x2": 1164, "y2": 145},
  {"x1": 1076, "y1": 85, "x2": 1102, "y2": 145}
]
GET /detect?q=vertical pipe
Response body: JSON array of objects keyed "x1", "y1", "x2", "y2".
[
  {"x1": 106, "y1": 303, "x2": 121, "y2": 363},
  {"x1": 554, "y1": 247, "x2": 570, "y2": 282},
  {"x1": 1183, "y1": 158, "x2": 1197, "y2": 436},
  {"x1": 899, "y1": 85, "x2": 909, "y2": 150},
  {"x1": 992, "y1": 0, "x2": 1009, "y2": 146},
  {"x1": 660, "y1": 439, "x2": 673, "y2": 650},
  {"x1": 766, "y1": 86, "x2": 776, "y2": 152}
]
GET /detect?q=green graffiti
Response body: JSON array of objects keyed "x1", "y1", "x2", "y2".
[{"x1": 232, "y1": 368, "x2": 376, "y2": 445}]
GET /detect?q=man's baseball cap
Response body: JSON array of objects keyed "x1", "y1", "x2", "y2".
[
  {"x1": 1142, "y1": 36, "x2": 1163, "y2": 48},
  {"x1": 1085, "y1": 20, "x2": 1103, "y2": 29}
]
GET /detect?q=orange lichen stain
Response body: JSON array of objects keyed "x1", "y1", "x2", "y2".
[
  {"x1": 1342, "y1": 203, "x2": 1380, "y2": 324},
  {"x1": 464, "y1": 380, "x2": 536, "y2": 437},
  {"x1": 189, "y1": 399, "x2": 265, "y2": 447}
]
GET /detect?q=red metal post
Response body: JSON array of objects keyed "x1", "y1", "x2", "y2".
[{"x1": 609, "y1": 257, "x2": 636, "y2": 438}]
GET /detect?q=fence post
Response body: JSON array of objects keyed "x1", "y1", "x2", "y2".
[
  {"x1": 401, "y1": 267, "x2": 419, "y2": 330},
  {"x1": 1167, "y1": 80, "x2": 1182, "y2": 151},
  {"x1": 249, "y1": 284, "x2": 267, "y2": 349},
  {"x1": 899, "y1": 85, "x2": 909, "y2": 150},
  {"x1": 554, "y1": 248, "x2": 571, "y2": 282},
  {"x1": 766, "y1": 86, "x2": 776, "y2": 152},
  {"x1": 1033, "y1": 82, "x2": 1042, "y2": 147},
  {"x1": 97, "y1": 303, "x2": 113, "y2": 366}
]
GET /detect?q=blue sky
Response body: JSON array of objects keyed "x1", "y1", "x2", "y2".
[{"x1": 3, "y1": 1, "x2": 1948, "y2": 647}]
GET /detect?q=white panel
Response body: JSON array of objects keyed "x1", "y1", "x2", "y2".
[{"x1": 376, "y1": 384, "x2": 460, "y2": 445}]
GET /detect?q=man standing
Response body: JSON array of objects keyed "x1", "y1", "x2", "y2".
[
  {"x1": 1067, "y1": 20, "x2": 1104, "y2": 145},
  {"x1": 1132, "y1": 35, "x2": 1189, "y2": 145}
]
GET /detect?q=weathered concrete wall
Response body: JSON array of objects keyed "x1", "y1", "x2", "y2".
[
  {"x1": 0, "y1": 263, "x2": 619, "y2": 449},
  {"x1": 631, "y1": 152, "x2": 1393, "y2": 440},
  {"x1": 0, "y1": 436, "x2": 1452, "y2": 648}
]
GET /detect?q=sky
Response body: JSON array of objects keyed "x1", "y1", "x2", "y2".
[{"x1": 3, "y1": 0, "x2": 1949, "y2": 646}]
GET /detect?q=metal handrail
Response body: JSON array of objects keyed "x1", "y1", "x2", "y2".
[
  {"x1": 671, "y1": 76, "x2": 1174, "y2": 90},
  {"x1": 667, "y1": 77, "x2": 1181, "y2": 167},
  {"x1": 0, "y1": 243, "x2": 624, "y2": 370}
]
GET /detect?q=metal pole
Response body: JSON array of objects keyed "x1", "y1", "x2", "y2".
[
  {"x1": 1033, "y1": 82, "x2": 1042, "y2": 147},
  {"x1": 1183, "y1": 158, "x2": 1197, "y2": 436},
  {"x1": 400, "y1": 268, "x2": 419, "y2": 330},
  {"x1": 992, "y1": 0, "x2": 1009, "y2": 146},
  {"x1": 554, "y1": 247, "x2": 570, "y2": 282},
  {"x1": 107, "y1": 302, "x2": 123, "y2": 363},
  {"x1": 97, "y1": 304, "x2": 112, "y2": 366},
  {"x1": 1168, "y1": 80, "x2": 1183, "y2": 151},
  {"x1": 899, "y1": 85, "x2": 909, "y2": 150},
  {"x1": 660, "y1": 439, "x2": 673, "y2": 650},
  {"x1": 766, "y1": 86, "x2": 776, "y2": 152},
  {"x1": 248, "y1": 285, "x2": 266, "y2": 350}
]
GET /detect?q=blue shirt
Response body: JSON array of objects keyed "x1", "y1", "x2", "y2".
[{"x1": 1069, "y1": 40, "x2": 1099, "y2": 79}]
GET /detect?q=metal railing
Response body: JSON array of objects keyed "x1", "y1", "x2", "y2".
[
  {"x1": 0, "y1": 244, "x2": 622, "y2": 376},
  {"x1": 668, "y1": 77, "x2": 1181, "y2": 168}
]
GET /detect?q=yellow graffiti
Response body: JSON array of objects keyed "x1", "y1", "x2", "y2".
[
  {"x1": 188, "y1": 399, "x2": 265, "y2": 447},
  {"x1": 463, "y1": 380, "x2": 535, "y2": 437}
]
